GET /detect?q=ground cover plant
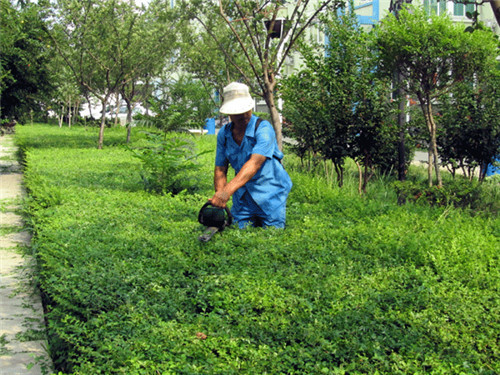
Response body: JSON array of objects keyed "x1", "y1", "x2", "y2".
[{"x1": 16, "y1": 124, "x2": 499, "y2": 374}]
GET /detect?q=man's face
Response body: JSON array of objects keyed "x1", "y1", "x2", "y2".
[{"x1": 230, "y1": 110, "x2": 252, "y2": 127}]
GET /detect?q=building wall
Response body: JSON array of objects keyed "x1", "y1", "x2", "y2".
[
  {"x1": 281, "y1": 0, "x2": 498, "y2": 76},
  {"x1": 354, "y1": 0, "x2": 498, "y2": 31}
]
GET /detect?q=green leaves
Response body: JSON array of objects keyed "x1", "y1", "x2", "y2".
[
  {"x1": 374, "y1": 5, "x2": 498, "y2": 99},
  {"x1": 437, "y1": 72, "x2": 500, "y2": 181},
  {"x1": 18, "y1": 124, "x2": 500, "y2": 374},
  {"x1": 0, "y1": 0, "x2": 55, "y2": 121},
  {"x1": 373, "y1": 5, "x2": 499, "y2": 187},
  {"x1": 281, "y1": 8, "x2": 400, "y2": 190},
  {"x1": 130, "y1": 131, "x2": 209, "y2": 195},
  {"x1": 148, "y1": 75, "x2": 218, "y2": 131}
]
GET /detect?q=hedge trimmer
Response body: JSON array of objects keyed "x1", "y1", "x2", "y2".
[{"x1": 198, "y1": 202, "x2": 233, "y2": 242}]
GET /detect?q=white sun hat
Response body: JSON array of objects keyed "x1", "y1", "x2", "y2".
[{"x1": 220, "y1": 82, "x2": 255, "y2": 115}]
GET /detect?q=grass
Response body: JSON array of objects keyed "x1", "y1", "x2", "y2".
[{"x1": 15, "y1": 123, "x2": 500, "y2": 375}]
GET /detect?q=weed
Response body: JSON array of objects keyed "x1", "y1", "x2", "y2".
[{"x1": 0, "y1": 334, "x2": 11, "y2": 355}]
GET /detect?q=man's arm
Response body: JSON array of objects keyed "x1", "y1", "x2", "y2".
[
  {"x1": 210, "y1": 154, "x2": 266, "y2": 207},
  {"x1": 214, "y1": 165, "x2": 228, "y2": 192}
]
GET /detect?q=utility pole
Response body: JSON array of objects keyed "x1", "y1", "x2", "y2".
[{"x1": 389, "y1": 0, "x2": 412, "y2": 182}]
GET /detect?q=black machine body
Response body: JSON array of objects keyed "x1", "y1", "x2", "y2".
[{"x1": 198, "y1": 202, "x2": 233, "y2": 242}]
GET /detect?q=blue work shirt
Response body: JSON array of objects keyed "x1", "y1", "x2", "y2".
[{"x1": 215, "y1": 115, "x2": 292, "y2": 215}]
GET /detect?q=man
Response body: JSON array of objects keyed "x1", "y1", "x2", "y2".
[{"x1": 210, "y1": 82, "x2": 292, "y2": 228}]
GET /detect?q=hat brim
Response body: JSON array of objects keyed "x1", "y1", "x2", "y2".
[{"x1": 220, "y1": 98, "x2": 254, "y2": 115}]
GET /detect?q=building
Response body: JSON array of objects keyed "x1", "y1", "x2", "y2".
[{"x1": 353, "y1": 0, "x2": 498, "y2": 31}]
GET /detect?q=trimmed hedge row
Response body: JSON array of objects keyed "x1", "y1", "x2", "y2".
[{"x1": 17, "y1": 125, "x2": 499, "y2": 374}]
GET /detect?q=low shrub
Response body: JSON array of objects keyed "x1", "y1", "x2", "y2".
[
  {"x1": 129, "y1": 131, "x2": 209, "y2": 195},
  {"x1": 16, "y1": 124, "x2": 500, "y2": 374},
  {"x1": 394, "y1": 178, "x2": 500, "y2": 215}
]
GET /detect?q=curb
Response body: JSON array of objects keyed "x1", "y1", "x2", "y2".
[{"x1": 0, "y1": 135, "x2": 53, "y2": 375}]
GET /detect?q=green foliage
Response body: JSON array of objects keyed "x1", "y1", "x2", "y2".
[
  {"x1": 15, "y1": 123, "x2": 138, "y2": 151},
  {"x1": 17, "y1": 124, "x2": 500, "y2": 374},
  {"x1": 175, "y1": 2, "x2": 247, "y2": 108},
  {"x1": 252, "y1": 111, "x2": 271, "y2": 122},
  {"x1": 0, "y1": 0, "x2": 55, "y2": 121},
  {"x1": 46, "y1": 0, "x2": 178, "y2": 147},
  {"x1": 178, "y1": 0, "x2": 342, "y2": 146},
  {"x1": 374, "y1": 5, "x2": 498, "y2": 100},
  {"x1": 129, "y1": 131, "x2": 209, "y2": 195},
  {"x1": 281, "y1": 7, "x2": 403, "y2": 190},
  {"x1": 373, "y1": 5, "x2": 499, "y2": 186},
  {"x1": 147, "y1": 75, "x2": 217, "y2": 131},
  {"x1": 394, "y1": 177, "x2": 500, "y2": 214},
  {"x1": 438, "y1": 71, "x2": 500, "y2": 180},
  {"x1": 74, "y1": 116, "x2": 115, "y2": 128}
]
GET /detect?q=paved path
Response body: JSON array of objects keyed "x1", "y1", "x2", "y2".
[{"x1": 0, "y1": 135, "x2": 52, "y2": 374}]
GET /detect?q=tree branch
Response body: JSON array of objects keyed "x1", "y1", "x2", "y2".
[
  {"x1": 193, "y1": 14, "x2": 252, "y2": 86},
  {"x1": 234, "y1": 1, "x2": 264, "y2": 67},
  {"x1": 276, "y1": 0, "x2": 336, "y2": 73},
  {"x1": 217, "y1": 1, "x2": 262, "y2": 89}
]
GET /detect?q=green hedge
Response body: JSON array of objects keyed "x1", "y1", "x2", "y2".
[{"x1": 17, "y1": 124, "x2": 499, "y2": 374}]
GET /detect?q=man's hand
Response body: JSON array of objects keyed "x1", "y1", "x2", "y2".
[
  {"x1": 210, "y1": 154, "x2": 266, "y2": 208},
  {"x1": 210, "y1": 190, "x2": 230, "y2": 208}
]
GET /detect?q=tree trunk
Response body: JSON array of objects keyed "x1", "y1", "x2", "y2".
[
  {"x1": 427, "y1": 103, "x2": 442, "y2": 187},
  {"x1": 73, "y1": 98, "x2": 80, "y2": 123},
  {"x1": 356, "y1": 161, "x2": 363, "y2": 195},
  {"x1": 394, "y1": 70, "x2": 407, "y2": 181},
  {"x1": 333, "y1": 161, "x2": 344, "y2": 188},
  {"x1": 397, "y1": 92, "x2": 406, "y2": 181},
  {"x1": 67, "y1": 98, "x2": 72, "y2": 128},
  {"x1": 421, "y1": 99, "x2": 434, "y2": 186},
  {"x1": 269, "y1": 103, "x2": 283, "y2": 151},
  {"x1": 98, "y1": 97, "x2": 109, "y2": 149},
  {"x1": 86, "y1": 94, "x2": 94, "y2": 120},
  {"x1": 362, "y1": 161, "x2": 374, "y2": 194},
  {"x1": 98, "y1": 118, "x2": 106, "y2": 149},
  {"x1": 428, "y1": 148, "x2": 434, "y2": 187},
  {"x1": 114, "y1": 94, "x2": 120, "y2": 127},
  {"x1": 59, "y1": 105, "x2": 64, "y2": 128},
  {"x1": 144, "y1": 77, "x2": 151, "y2": 116},
  {"x1": 127, "y1": 125, "x2": 132, "y2": 144},
  {"x1": 393, "y1": 4, "x2": 409, "y2": 181},
  {"x1": 125, "y1": 99, "x2": 133, "y2": 144},
  {"x1": 421, "y1": 98, "x2": 442, "y2": 187},
  {"x1": 479, "y1": 163, "x2": 487, "y2": 182},
  {"x1": 262, "y1": 86, "x2": 283, "y2": 151},
  {"x1": 491, "y1": 0, "x2": 500, "y2": 26}
]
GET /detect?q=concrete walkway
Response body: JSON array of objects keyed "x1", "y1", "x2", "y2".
[{"x1": 0, "y1": 135, "x2": 52, "y2": 374}]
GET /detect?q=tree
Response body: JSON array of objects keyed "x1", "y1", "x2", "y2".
[
  {"x1": 51, "y1": 64, "x2": 81, "y2": 128},
  {"x1": 180, "y1": 0, "x2": 342, "y2": 150},
  {"x1": 282, "y1": 6, "x2": 398, "y2": 192},
  {"x1": 48, "y1": 0, "x2": 127, "y2": 147},
  {"x1": 438, "y1": 69, "x2": 500, "y2": 180},
  {"x1": 148, "y1": 74, "x2": 217, "y2": 132},
  {"x1": 47, "y1": 0, "x2": 175, "y2": 148},
  {"x1": 0, "y1": 0, "x2": 54, "y2": 122},
  {"x1": 374, "y1": 6, "x2": 498, "y2": 187},
  {"x1": 177, "y1": 8, "x2": 245, "y2": 126},
  {"x1": 281, "y1": 68, "x2": 345, "y2": 186},
  {"x1": 119, "y1": 0, "x2": 177, "y2": 143}
]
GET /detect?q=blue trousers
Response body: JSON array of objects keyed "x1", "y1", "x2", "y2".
[{"x1": 232, "y1": 192, "x2": 286, "y2": 229}]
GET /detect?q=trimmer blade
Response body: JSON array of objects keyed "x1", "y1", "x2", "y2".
[{"x1": 198, "y1": 227, "x2": 219, "y2": 242}]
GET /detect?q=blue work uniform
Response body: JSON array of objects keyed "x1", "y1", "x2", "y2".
[{"x1": 215, "y1": 115, "x2": 292, "y2": 228}]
